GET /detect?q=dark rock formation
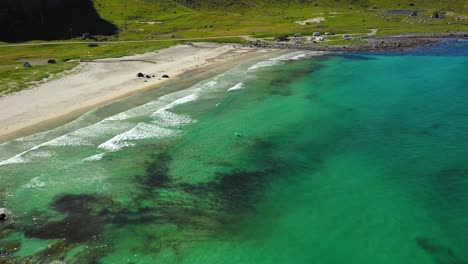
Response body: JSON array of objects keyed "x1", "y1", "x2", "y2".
[
  {"x1": 431, "y1": 11, "x2": 446, "y2": 19},
  {"x1": 82, "y1": 32, "x2": 97, "y2": 41},
  {"x1": 162, "y1": 74, "x2": 170, "y2": 78},
  {"x1": 47, "y1": 59, "x2": 56, "y2": 63},
  {"x1": 137, "y1": 72, "x2": 145, "y2": 78},
  {"x1": 0, "y1": 0, "x2": 117, "y2": 42}
]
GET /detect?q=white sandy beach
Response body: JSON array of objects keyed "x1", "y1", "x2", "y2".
[{"x1": 0, "y1": 43, "x2": 269, "y2": 140}]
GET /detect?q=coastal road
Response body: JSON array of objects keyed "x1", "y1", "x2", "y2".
[{"x1": 0, "y1": 35, "x2": 253, "y2": 48}]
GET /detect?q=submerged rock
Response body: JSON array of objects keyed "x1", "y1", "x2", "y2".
[{"x1": 0, "y1": 208, "x2": 8, "y2": 221}]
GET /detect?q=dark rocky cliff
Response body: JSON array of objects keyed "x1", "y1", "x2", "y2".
[{"x1": 0, "y1": 0, "x2": 117, "y2": 42}]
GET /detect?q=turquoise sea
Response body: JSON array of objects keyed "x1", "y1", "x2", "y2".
[{"x1": 1, "y1": 40, "x2": 468, "y2": 263}]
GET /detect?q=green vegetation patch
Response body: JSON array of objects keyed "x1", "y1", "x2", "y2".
[{"x1": 0, "y1": 41, "x2": 177, "y2": 96}]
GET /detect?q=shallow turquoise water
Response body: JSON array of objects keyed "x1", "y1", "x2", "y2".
[{"x1": 1, "y1": 41, "x2": 467, "y2": 263}]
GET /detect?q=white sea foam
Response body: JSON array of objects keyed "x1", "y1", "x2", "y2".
[
  {"x1": 99, "y1": 94, "x2": 199, "y2": 152},
  {"x1": 272, "y1": 52, "x2": 307, "y2": 61},
  {"x1": 151, "y1": 94, "x2": 197, "y2": 123},
  {"x1": 0, "y1": 121, "x2": 125, "y2": 166},
  {"x1": 28, "y1": 151, "x2": 55, "y2": 159},
  {"x1": 84, "y1": 153, "x2": 105, "y2": 162},
  {"x1": 24, "y1": 177, "x2": 46, "y2": 188},
  {"x1": 104, "y1": 112, "x2": 131, "y2": 121},
  {"x1": 248, "y1": 60, "x2": 281, "y2": 71},
  {"x1": 43, "y1": 133, "x2": 91, "y2": 147},
  {"x1": 0, "y1": 154, "x2": 28, "y2": 166},
  {"x1": 204, "y1": 81, "x2": 218, "y2": 87},
  {"x1": 228, "y1": 83, "x2": 245, "y2": 91},
  {"x1": 98, "y1": 123, "x2": 176, "y2": 152},
  {"x1": 159, "y1": 94, "x2": 199, "y2": 111},
  {"x1": 152, "y1": 110, "x2": 193, "y2": 127},
  {"x1": 290, "y1": 54, "x2": 308, "y2": 60},
  {"x1": 0, "y1": 93, "x2": 198, "y2": 164},
  {"x1": 281, "y1": 51, "x2": 327, "y2": 61}
]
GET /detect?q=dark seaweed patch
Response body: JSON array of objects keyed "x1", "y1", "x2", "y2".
[
  {"x1": 433, "y1": 168, "x2": 468, "y2": 203},
  {"x1": 210, "y1": 169, "x2": 270, "y2": 213},
  {"x1": 135, "y1": 153, "x2": 172, "y2": 192},
  {"x1": 306, "y1": 92, "x2": 320, "y2": 100},
  {"x1": 416, "y1": 237, "x2": 467, "y2": 264},
  {"x1": 261, "y1": 62, "x2": 319, "y2": 97},
  {"x1": 12, "y1": 136, "x2": 296, "y2": 261},
  {"x1": 24, "y1": 194, "x2": 109, "y2": 243},
  {"x1": 107, "y1": 137, "x2": 283, "y2": 236}
]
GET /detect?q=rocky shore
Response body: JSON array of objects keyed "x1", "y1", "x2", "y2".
[{"x1": 244, "y1": 33, "x2": 468, "y2": 52}]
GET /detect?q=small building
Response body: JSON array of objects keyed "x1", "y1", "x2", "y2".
[
  {"x1": 316, "y1": 37, "x2": 325, "y2": 41},
  {"x1": 313, "y1": 32, "x2": 321, "y2": 36},
  {"x1": 294, "y1": 33, "x2": 303, "y2": 38},
  {"x1": 343, "y1": 34, "x2": 350, "y2": 39},
  {"x1": 325, "y1": 32, "x2": 334, "y2": 36}
]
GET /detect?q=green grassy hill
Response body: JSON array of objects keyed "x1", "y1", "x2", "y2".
[
  {"x1": 92, "y1": 0, "x2": 467, "y2": 40},
  {"x1": 2, "y1": 0, "x2": 467, "y2": 42}
]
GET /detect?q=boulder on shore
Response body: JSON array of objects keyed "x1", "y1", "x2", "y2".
[
  {"x1": 162, "y1": 75, "x2": 170, "y2": 78},
  {"x1": 137, "y1": 72, "x2": 145, "y2": 78}
]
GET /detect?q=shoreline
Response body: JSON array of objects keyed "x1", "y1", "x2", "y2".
[
  {"x1": 0, "y1": 43, "x2": 277, "y2": 143},
  {"x1": 1, "y1": 34, "x2": 464, "y2": 142}
]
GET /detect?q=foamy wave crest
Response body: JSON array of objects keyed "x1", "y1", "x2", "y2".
[
  {"x1": 28, "y1": 151, "x2": 55, "y2": 159},
  {"x1": 228, "y1": 83, "x2": 245, "y2": 91},
  {"x1": 275, "y1": 51, "x2": 327, "y2": 61},
  {"x1": 152, "y1": 110, "x2": 193, "y2": 127},
  {"x1": 104, "y1": 112, "x2": 131, "y2": 121},
  {"x1": 248, "y1": 60, "x2": 281, "y2": 71},
  {"x1": 98, "y1": 123, "x2": 176, "y2": 152},
  {"x1": 290, "y1": 54, "x2": 308, "y2": 60},
  {"x1": 84, "y1": 153, "x2": 105, "y2": 162},
  {"x1": 204, "y1": 81, "x2": 218, "y2": 87},
  {"x1": 150, "y1": 94, "x2": 198, "y2": 125},
  {"x1": 24, "y1": 177, "x2": 46, "y2": 188},
  {"x1": 0, "y1": 121, "x2": 130, "y2": 166},
  {"x1": 99, "y1": 94, "x2": 198, "y2": 152},
  {"x1": 160, "y1": 94, "x2": 198, "y2": 110},
  {"x1": 0, "y1": 154, "x2": 28, "y2": 166},
  {"x1": 43, "y1": 134, "x2": 91, "y2": 147}
]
